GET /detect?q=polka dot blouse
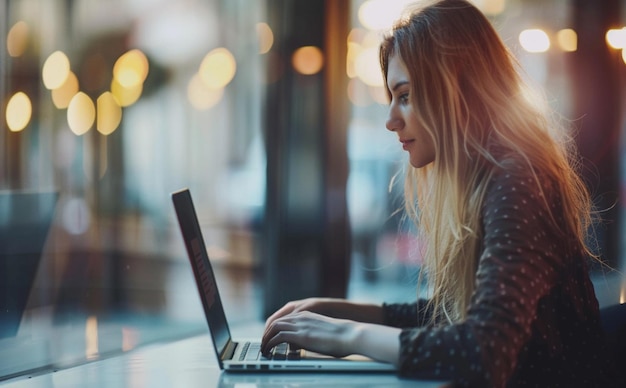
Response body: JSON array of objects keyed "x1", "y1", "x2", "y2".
[{"x1": 382, "y1": 166, "x2": 617, "y2": 387}]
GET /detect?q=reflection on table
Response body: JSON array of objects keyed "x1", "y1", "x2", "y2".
[{"x1": 0, "y1": 334, "x2": 450, "y2": 388}]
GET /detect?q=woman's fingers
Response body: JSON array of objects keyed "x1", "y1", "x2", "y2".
[
  {"x1": 261, "y1": 319, "x2": 300, "y2": 354},
  {"x1": 264, "y1": 301, "x2": 300, "y2": 328},
  {"x1": 264, "y1": 298, "x2": 329, "y2": 328},
  {"x1": 261, "y1": 312, "x2": 311, "y2": 354}
]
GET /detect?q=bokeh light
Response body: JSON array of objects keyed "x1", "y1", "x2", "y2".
[
  {"x1": 355, "y1": 47, "x2": 384, "y2": 86},
  {"x1": 42, "y1": 51, "x2": 71, "y2": 90},
  {"x1": 519, "y1": 29, "x2": 550, "y2": 53},
  {"x1": 257, "y1": 23, "x2": 274, "y2": 54},
  {"x1": 199, "y1": 48, "x2": 237, "y2": 89},
  {"x1": 111, "y1": 78, "x2": 143, "y2": 107},
  {"x1": 358, "y1": 0, "x2": 409, "y2": 31},
  {"x1": 67, "y1": 92, "x2": 95, "y2": 136},
  {"x1": 97, "y1": 92, "x2": 122, "y2": 135},
  {"x1": 348, "y1": 28, "x2": 368, "y2": 44},
  {"x1": 347, "y1": 41, "x2": 361, "y2": 79},
  {"x1": 188, "y1": 73, "x2": 224, "y2": 110},
  {"x1": 606, "y1": 28, "x2": 626, "y2": 49},
  {"x1": 292, "y1": 46, "x2": 324, "y2": 75},
  {"x1": 51, "y1": 71, "x2": 79, "y2": 109},
  {"x1": 6, "y1": 92, "x2": 32, "y2": 132},
  {"x1": 113, "y1": 49, "x2": 149, "y2": 88},
  {"x1": 86, "y1": 316, "x2": 99, "y2": 360},
  {"x1": 470, "y1": 0, "x2": 506, "y2": 16},
  {"x1": 347, "y1": 29, "x2": 385, "y2": 86},
  {"x1": 7, "y1": 21, "x2": 29, "y2": 57},
  {"x1": 556, "y1": 29, "x2": 577, "y2": 52}
]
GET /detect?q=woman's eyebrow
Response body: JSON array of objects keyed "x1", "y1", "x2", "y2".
[{"x1": 391, "y1": 80, "x2": 409, "y2": 92}]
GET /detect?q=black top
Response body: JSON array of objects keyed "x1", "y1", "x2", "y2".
[{"x1": 382, "y1": 166, "x2": 616, "y2": 387}]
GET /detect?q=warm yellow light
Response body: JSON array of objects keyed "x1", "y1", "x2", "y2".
[
  {"x1": 42, "y1": 51, "x2": 71, "y2": 90},
  {"x1": 348, "y1": 28, "x2": 367, "y2": 44},
  {"x1": 621, "y1": 48, "x2": 626, "y2": 65},
  {"x1": 362, "y1": 31, "x2": 384, "y2": 49},
  {"x1": 7, "y1": 21, "x2": 29, "y2": 57},
  {"x1": 6, "y1": 92, "x2": 32, "y2": 132},
  {"x1": 519, "y1": 29, "x2": 550, "y2": 53},
  {"x1": 67, "y1": 92, "x2": 95, "y2": 136},
  {"x1": 257, "y1": 23, "x2": 274, "y2": 54},
  {"x1": 470, "y1": 0, "x2": 506, "y2": 16},
  {"x1": 111, "y1": 78, "x2": 143, "y2": 107},
  {"x1": 113, "y1": 49, "x2": 149, "y2": 88},
  {"x1": 292, "y1": 46, "x2": 324, "y2": 75},
  {"x1": 188, "y1": 73, "x2": 224, "y2": 110},
  {"x1": 51, "y1": 71, "x2": 79, "y2": 109},
  {"x1": 556, "y1": 29, "x2": 577, "y2": 52},
  {"x1": 347, "y1": 42, "x2": 362, "y2": 78},
  {"x1": 97, "y1": 92, "x2": 122, "y2": 135},
  {"x1": 358, "y1": 0, "x2": 408, "y2": 31},
  {"x1": 86, "y1": 316, "x2": 99, "y2": 360},
  {"x1": 606, "y1": 28, "x2": 626, "y2": 49},
  {"x1": 122, "y1": 327, "x2": 139, "y2": 352},
  {"x1": 355, "y1": 47, "x2": 384, "y2": 87},
  {"x1": 199, "y1": 48, "x2": 237, "y2": 89}
]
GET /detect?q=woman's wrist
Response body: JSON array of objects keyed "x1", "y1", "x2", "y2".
[
  {"x1": 350, "y1": 322, "x2": 401, "y2": 365},
  {"x1": 310, "y1": 299, "x2": 384, "y2": 324}
]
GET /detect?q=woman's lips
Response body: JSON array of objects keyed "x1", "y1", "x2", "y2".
[{"x1": 400, "y1": 139, "x2": 414, "y2": 150}]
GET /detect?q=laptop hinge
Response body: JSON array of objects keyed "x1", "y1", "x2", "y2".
[{"x1": 221, "y1": 339, "x2": 237, "y2": 361}]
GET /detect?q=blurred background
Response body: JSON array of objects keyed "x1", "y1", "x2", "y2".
[{"x1": 1, "y1": 0, "x2": 625, "y2": 381}]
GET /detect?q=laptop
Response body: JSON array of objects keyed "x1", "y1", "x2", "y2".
[{"x1": 171, "y1": 188, "x2": 396, "y2": 372}]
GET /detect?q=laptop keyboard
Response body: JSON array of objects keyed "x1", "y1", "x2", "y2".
[{"x1": 239, "y1": 342, "x2": 301, "y2": 361}]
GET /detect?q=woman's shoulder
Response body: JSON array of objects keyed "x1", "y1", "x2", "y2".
[
  {"x1": 484, "y1": 156, "x2": 560, "y2": 213},
  {"x1": 488, "y1": 154, "x2": 556, "y2": 190}
]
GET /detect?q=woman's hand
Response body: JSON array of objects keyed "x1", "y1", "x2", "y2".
[
  {"x1": 261, "y1": 311, "x2": 359, "y2": 358},
  {"x1": 261, "y1": 308, "x2": 402, "y2": 365}
]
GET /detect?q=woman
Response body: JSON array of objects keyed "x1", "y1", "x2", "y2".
[{"x1": 261, "y1": 0, "x2": 615, "y2": 386}]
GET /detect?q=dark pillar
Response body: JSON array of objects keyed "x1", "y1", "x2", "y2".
[
  {"x1": 570, "y1": 0, "x2": 623, "y2": 269},
  {"x1": 262, "y1": 0, "x2": 351, "y2": 317}
]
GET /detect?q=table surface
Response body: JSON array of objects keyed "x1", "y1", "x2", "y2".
[{"x1": 0, "y1": 333, "x2": 449, "y2": 388}]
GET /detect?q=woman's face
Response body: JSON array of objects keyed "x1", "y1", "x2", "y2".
[{"x1": 385, "y1": 54, "x2": 435, "y2": 168}]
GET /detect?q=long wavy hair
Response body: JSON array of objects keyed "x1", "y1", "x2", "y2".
[{"x1": 380, "y1": 0, "x2": 594, "y2": 324}]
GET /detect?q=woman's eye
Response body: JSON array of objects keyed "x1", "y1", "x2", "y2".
[{"x1": 399, "y1": 93, "x2": 409, "y2": 104}]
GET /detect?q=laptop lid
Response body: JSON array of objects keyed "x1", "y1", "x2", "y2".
[
  {"x1": 0, "y1": 190, "x2": 58, "y2": 339},
  {"x1": 171, "y1": 188, "x2": 233, "y2": 368}
]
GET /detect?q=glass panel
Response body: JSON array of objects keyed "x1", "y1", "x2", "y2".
[{"x1": 1, "y1": 0, "x2": 267, "y2": 379}]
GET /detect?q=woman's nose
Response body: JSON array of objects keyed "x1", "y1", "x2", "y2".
[{"x1": 386, "y1": 116, "x2": 402, "y2": 132}]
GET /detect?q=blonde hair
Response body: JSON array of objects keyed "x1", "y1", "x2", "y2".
[{"x1": 380, "y1": 0, "x2": 594, "y2": 324}]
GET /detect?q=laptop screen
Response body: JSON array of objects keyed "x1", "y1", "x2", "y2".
[{"x1": 171, "y1": 189, "x2": 231, "y2": 359}]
